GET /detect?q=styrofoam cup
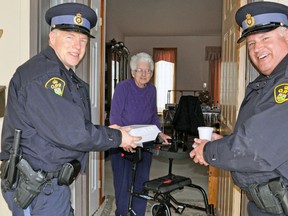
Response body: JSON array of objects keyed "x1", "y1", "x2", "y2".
[{"x1": 197, "y1": 127, "x2": 214, "y2": 141}]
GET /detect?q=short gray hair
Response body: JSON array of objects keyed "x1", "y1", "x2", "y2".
[{"x1": 130, "y1": 52, "x2": 154, "y2": 71}]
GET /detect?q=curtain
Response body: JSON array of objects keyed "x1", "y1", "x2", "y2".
[
  {"x1": 205, "y1": 46, "x2": 221, "y2": 106},
  {"x1": 153, "y1": 48, "x2": 176, "y2": 63}
]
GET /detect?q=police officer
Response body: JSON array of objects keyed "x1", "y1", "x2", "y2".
[
  {"x1": 190, "y1": 2, "x2": 288, "y2": 215},
  {"x1": 0, "y1": 2, "x2": 139, "y2": 216}
]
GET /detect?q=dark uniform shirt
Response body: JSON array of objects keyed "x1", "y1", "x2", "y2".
[
  {"x1": 204, "y1": 54, "x2": 288, "y2": 190},
  {"x1": 0, "y1": 46, "x2": 121, "y2": 173}
]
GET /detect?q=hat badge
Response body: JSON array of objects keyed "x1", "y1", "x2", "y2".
[
  {"x1": 245, "y1": 14, "x2": 255, "y2": 27},
  {"x1": 74, "y1": 13, "x2": 84, "y2": 26}
]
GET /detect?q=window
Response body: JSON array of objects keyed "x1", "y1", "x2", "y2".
[
  {"x1": 154, "y1": 61, "x2": 175, "y2": 113},
  {"x1": 153, "y1": 48, "x2": 176, "y2": 113},
  {"x1": 111, "y1": 60, "x2": 119, "y2": 97}
]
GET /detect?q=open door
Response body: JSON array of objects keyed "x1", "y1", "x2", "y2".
[
  {"x1": 73, "y1": 0, "x2": 105, "y2": 215},
  {"x1": 88, "y1": 0, "x2": 106, "y2": 215},
  {"x1": 216, "y1": 0, "x2": 245, "y2": 215},
  {"x1": 218, "y1": 1, "x2": 288, "y2": 215}
]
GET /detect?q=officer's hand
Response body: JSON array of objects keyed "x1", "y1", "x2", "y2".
[
  {"x1": 212, "y1": 133, "x2": 223, "y2": 141},
  {"x1": 109, "y1": 124, "x2": 120, "y2": 129},
  {"x1": 190, "y1": 138, "x2": 209, "y2": 166},
  {"x1": 118, "y1": 126, "x2": 141, "y2": 151}
]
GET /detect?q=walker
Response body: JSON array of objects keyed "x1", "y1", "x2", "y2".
[{"x1": 122, "y1": 140, "x2": 215, "y2": 216}]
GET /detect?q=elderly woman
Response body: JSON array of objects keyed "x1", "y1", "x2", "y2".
[{"x1": 109, "y1": 52, "x2": 171, "y2": 216}]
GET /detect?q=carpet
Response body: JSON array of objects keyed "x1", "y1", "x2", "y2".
[{"x1": 94, "y1": 195, "x2": 210, "y2": 216}]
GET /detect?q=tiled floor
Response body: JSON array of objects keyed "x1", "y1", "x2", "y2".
[
  {"x1": 96, "y1": 194, "x2": 208, "y2": 216},
  {"x1": 103, "y1": 154, "x2": 209, "y2": 201},
  {"x1": 98, "y1": 154, "x2": 209, "y2": 215}
]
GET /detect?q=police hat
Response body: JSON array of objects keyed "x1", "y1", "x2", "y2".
[
  {"x1": 235, "y1": 1, "x2": 288, "y2": 43},
  {"x1": 45, "y1": 2, "x2": 97, "y2": 38}
]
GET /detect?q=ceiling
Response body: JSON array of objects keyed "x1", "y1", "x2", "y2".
[{"x1": 106, "y1": 0, "x2": 223, "y2": 37}]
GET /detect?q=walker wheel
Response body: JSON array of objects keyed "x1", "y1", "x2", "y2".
[{"x1": 151, "y1": 203, "x2": 171, "y2": 216}]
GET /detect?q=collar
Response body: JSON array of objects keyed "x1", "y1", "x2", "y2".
[
  {"x1": 42, "y1": 46, "x2": 69, "y2": 72},
  {"x1": 248, "y1": 54, "x2": 288, "y2": 90}
]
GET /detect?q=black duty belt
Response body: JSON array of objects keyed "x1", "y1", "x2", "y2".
[
  {"x1": 246, "y1": 177, "x2": 288, "y2": 215},
  {"x1": 1, "y1": 159, "x2": 81, "y2": 186},
  {"x1": 46, "y1": 171, "x2": 61, "y2": 180}
]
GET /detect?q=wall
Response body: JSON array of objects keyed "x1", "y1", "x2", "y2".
[
  {"x1": 124, "y1": 36, "x2": 221, "y2": 102},
  {"x1": 0, "y1": 1, "x2": 30, "y2": 215}
]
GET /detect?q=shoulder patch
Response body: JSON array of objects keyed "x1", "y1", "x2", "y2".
[
  {"x1": 274, "y1": 83, "x2": 288, "y2": 104},
  {"x1": 45, "y1": 77, "x2": 65, "y2": 96}
]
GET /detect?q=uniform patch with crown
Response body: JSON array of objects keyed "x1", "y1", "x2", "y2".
[
  {"x1": 74, "y1": 13, "x2": 84, "y2": 26},
  {"x1": 45, "y1": 77, "x2": 65, "y2": 96},
  {"x1": 274, "y1": 83, "x2": 288, "y2": 103},
  {"x1": 245, "y1": 14, "x2": 255, "y2": 27}
]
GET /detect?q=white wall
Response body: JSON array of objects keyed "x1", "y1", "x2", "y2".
[
  {"x1": 0, "y1": 1, "x2": 30, "y2": 215},
  {"x1": 125, "y1": 36, "x2": 221, "y2": 102}
]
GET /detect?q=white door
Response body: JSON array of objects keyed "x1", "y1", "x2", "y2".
[
  {"x1": 219, "y1": 1, "x2": 288, "y2": 216},
  {"x1": 89, "y1": 0, "x2": 105, "y2": 215},
  {"x1": 216, "y1": 0, "x2": 244, "y2": 215}
]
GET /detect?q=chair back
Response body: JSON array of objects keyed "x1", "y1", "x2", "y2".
[{"x1": 172, "y1": 95, "x2": 205, "y2": 135}]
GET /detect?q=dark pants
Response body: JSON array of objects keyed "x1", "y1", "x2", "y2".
[
  {"x1": 110, "y1": 148, "x2": 152, "y2": 216},
  {"x1": 247, "y1": 201, "x2": 286, "y2": 216},
  {"x1": 1, "y1": 178, "x2": 74, "y2": 216}
]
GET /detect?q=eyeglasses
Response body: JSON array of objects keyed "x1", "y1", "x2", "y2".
[{"x1": 134, "y1": 68, "x2": 153, "y2": 75}]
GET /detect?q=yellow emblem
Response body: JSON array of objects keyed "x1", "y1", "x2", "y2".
[
  {"x1": 74, "y1": 13, "x2": 84, "y2": 26},
  {"x1": 274, "y1": 83, "x2": 288, "y2": 104},
  {"x1": 245, "y1": 14, "x2": 255, "y2": 27},
  {"x1": 45, "y1": 77, "x2": 65, "y2": 96}
]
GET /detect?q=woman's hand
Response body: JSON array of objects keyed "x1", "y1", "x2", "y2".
[{"x1": 158, "y1": 132, "x2": 172, "y2": 144}]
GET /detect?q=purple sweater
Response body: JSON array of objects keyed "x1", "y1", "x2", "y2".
[{"x1": 109, "y1": 78, "x2": 161, "y2": 130}]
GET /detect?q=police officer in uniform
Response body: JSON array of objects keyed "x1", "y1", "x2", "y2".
[
  {"x1": 190, "y1": 2, "x2": 288, "y2": 215},
  {"x1": 0, "y1": 2, "x2": 139, "y2": 216}
]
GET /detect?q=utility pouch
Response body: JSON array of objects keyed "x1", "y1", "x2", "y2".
[{"x1": 58, "y1": 160, "x2": 81, "y2": 186}]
